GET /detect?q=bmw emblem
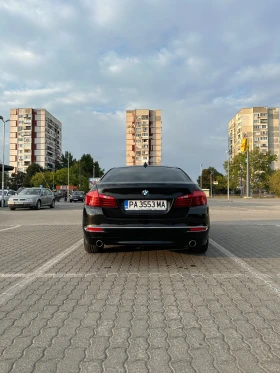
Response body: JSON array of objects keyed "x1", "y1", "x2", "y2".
[{"x1": 142, "y1": 190, "x2": 149, "y2": 197}]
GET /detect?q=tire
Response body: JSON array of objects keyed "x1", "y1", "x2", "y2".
[
  {"x1": 70, "y1": 200, "x2": 72, "y2": 203},
  {"x1": 50, "y1": 199, "x2": 55, "y2": 208},
  {"x1": 84, "y1": 238, "x2": 103, "y2": 253},
  {"x1": 193, "y1": 239, "x2": 209, "y2": 254},
  {"x1": 10, "y1": 207, "x2": 16, "y2": 211},
  {"x1": 35, "y1": 200, "x2": 41, "y2": 210}
]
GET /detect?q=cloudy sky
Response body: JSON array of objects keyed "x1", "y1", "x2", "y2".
[{"x1": 1, "y1": 0, "x2": 280, "y2": 181}]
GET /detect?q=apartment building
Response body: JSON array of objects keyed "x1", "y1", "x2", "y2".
[
  {"x1": 228, "y1": 107, "x2": 280, "y2": 170},
  {"x1": 9, "y1": 108, "x2": 62, "y2": 173},
  {"x1": 126, "y1": 109, "x2": 162, "y2": 166}
]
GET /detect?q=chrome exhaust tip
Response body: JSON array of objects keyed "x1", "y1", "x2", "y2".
[
  {"x1": 96, "y1": 240, "x2": 104, "y2": 248},
  {"x1": 189, "y1": 240, "x2": 197, "y2": 248}
]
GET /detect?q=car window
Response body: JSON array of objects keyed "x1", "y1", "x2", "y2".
[
  {"x1": 101, "y1": 167, "x2": 192, "y2": 182},
  {"x1": 20, "y1": 189, "x2": 41, "y2": 195}
]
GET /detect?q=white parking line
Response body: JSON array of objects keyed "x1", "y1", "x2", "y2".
[
  {"x1": 0, "y1": 238, "x2": 83, "y2": 306},
  {"x1": 210, "y1": 238, "x2": 280, "y2": 296},
  {"x1": 0, "y1": 225, "x2": 21, "y2": 232}
]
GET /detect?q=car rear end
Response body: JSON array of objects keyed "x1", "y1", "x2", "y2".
[{"x1": 83, "y1": 166, "x2": 210, "y2": 251}]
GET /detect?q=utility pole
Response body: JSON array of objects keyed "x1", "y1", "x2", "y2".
[
  {"x1": 210, "y1": 172, "x2": 213, "y2": 198},
  {"x1": 67, "y1": 151, "x2": 70, "y2": 201},
  {"x1": 227, "y1": 152, "x2": 230, "y2": 201},
  {"x1": 246, "y1": 144, "x2": 250, "y2": 197},
  {"x1": 200, "y1": 164, "x2": 202, "y2": 188}
]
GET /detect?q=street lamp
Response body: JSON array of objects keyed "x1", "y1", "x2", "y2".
[
  {"x1": 226, "y1": 150, "x2": 230, "y2": 201},
  {"x1": 0, "y1": 116, "x2": 10, "y2": 208},
  {"x1": 200, "y1": 164, "x2": 203, "y2": 188}
]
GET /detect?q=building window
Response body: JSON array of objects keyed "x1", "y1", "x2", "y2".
[
  {"x1": 262, "y1": 125, "x2": 267, "y2": 128},
  {"x1": 254, "y1": 125, "x2": 260, "y2": 129},
  {"x1": 260, "y1": 137, "x2": 267, "y2": 140},
  {"x1": 254, "y1": 120, "x2": 259, "y2": 123}
]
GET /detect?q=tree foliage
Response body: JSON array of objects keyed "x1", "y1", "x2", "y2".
[
  {"x1": 60, "y1": 151, "x2": 75, "y2": 169},
  {"x1": 197, "y1": 167, "x2": 226, "y2": 191},
  {"x1": 223, "y1": 149, "x2": 277, "y2": 191},
  {"x1": 23, "y1": 163, "x2": 44, "y2": 187},
  {"x1": 269, "y1": 170, "x2": 280, "y2": 196}
]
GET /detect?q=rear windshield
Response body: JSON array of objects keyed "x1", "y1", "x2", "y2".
[{"x1": 101, "y1": 167, "x2": 192, "y2": 183}]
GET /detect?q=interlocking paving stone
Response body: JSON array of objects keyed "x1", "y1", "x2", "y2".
[{"x1": 1, "y1": 201, "x2": 280, "y2": 372}]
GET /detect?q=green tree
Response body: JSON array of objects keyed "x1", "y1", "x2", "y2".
[
  {"x1": 269, "y1": 170, "x2": 280, "y2": 196},
  {"x1": 60, "y1": 151, "x2": 75, "y2": 168},
  {"x1": 7, "y1": 171, "x2": 25, "y2": 190},
  {"x1": 79, "y1": 154, "x2": 105, "y2": 178},
  {"x1": 23, "y1": 163, "x2": 44, "y2": 187},
  {"x1": 30, "y1": 171, "x2": 54, "y2": 188},
  {"x1": 223, "y1": 149, "x2": 277, "y2": 192},
  {"x1": 197, "y1": 167, "x2": 224, "y2": 189}
]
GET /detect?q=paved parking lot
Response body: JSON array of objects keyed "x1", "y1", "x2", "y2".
[{"x1": 0, "y1": 199, "x2": 280, "y2": 373}]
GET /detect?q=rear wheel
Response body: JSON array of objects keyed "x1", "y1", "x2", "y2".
[
  {"x1": 35, "y1": 200, "x2": 41, "y2": 210},
  {"x1": 9, "y1": 207, "x2": 16, "y2": 211},
  {"x1": 50, "y1": 199, "x2": 55, "y2": 208},
  {"x1": 84, "y1": 238, "x2": 104, "y2": 253}
]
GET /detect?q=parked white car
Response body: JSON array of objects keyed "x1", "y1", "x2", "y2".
[{"x1": 8, "y1": 187, "x2": 55, "y2": 210}]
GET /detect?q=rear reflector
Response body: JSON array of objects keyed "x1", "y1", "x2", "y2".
[
  {"x1": 174, "y1": 190, "x2": 207, "y2": 208},
  {"x1": 85, "y1": 227, "x2": 103, "y2": 232},
  {"x1": 85, "y1": 190, "x2": 118, "y2": 208},
  {"x1": 189, "y1": 227, "x2": 208, "y2": 232}
]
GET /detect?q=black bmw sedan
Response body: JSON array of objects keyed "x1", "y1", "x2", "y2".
[{"x1": 83, "y1": 165, "x2": 210, "y2": 254}]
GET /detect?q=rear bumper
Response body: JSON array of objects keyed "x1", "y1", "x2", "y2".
[{"x1": 83, "y1": 225, "x2": 209, "y2": 246}]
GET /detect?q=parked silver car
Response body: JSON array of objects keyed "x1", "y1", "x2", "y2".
[
  {"x1": 8, "y1": 187, "x2": 55, "y2": 210},
  {"x1": 0, "y1": 189, "x2": 16, "y2": 207}
]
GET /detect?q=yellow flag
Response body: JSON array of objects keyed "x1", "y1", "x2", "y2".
[{"x1": 241, "y1": 138, "x2": 248, "y2": 152}]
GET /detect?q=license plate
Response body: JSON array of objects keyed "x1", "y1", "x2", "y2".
[{"x1": 124, "y1": 200, "x2": 167, "y2": 211}]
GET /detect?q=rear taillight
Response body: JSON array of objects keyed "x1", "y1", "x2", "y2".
[
  {"x1": 191, "y1": 190, "x2": 207, "y2": 206},
  {"x1": 174, "y1": 194, "x2": 192, "y2": 207},
  {"x1": 174, "y1": 190, "x2": 207, "y2": 208},
  {"x1": 85, "y1": 191, "x2": 118, "y2": 208}
]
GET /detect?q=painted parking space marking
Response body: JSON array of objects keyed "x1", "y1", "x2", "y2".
[
  {"x1": 0, "y1": 225, "x2": 21, "y2": 232},
  {"x1": 0, "y1": 238, "x2": 83, "y2": 306},
  {"x1": 210, "y1": 238, "x2": 280, "y2": 296}
]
